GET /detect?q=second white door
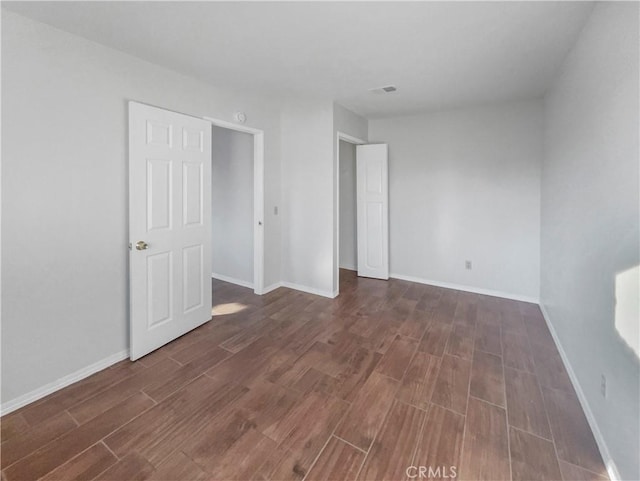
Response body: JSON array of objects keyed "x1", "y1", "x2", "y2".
[{"x1": 356, "y1": 144, "x2": 389, "y2": 280}]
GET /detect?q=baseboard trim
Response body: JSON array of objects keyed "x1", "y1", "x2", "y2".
[
  {"x1": 280, "y1": 281, "x2": 334, "y2": 299},
  {"x1": 389, "y1": 272, "x2": 539, "y2": 303},
  {"x1": 339, "y1": 264, "x2": 357, "y2": 271},
  {"x1": 262, "y1": 282, "x2": 283, "y2": 294},
  {"x1": 539, "y1": 304, "x2": 620, "y2": 481},
  {"x1": 0, "y1": 349, "x2": 130, "y2": 416},
  {"x1": 211, "y1": 272, "x2": 253, "y2": 289}
]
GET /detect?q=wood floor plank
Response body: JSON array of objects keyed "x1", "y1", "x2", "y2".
[
  {"x1": 93, "y1": 452, "x2": 155, "y2": 481},
  {"x1": 1, "y1": 411, "x2": 78, "y2": 469},
  {"x1": 335, "y1": 372, "x2": 399, "y2": 450},
  {"x1": 474, "y1": 322, "x2": 502, "y2": 356},
  {"x1": 446, "y1": 323, "x2": 475, "y2": 360},
  {"x1": 183, "y1": 411, "x2": 277, "y2": 480},
  {"x1": 470, "y1": 350, "x2": 505, "y2": 407},
  {"x1": 251, "y1": 446, "x2": 305, "y2": 481},
  {"x1": 531, "y1": 342, "x2": 574, "y2": 393},
  {"x1": 504, "y1": 367, "x2": 551, "y2": 439},
  {"x1": 357, "y1": 399, "x2": 426, "y2": 481},
  {"x1": 458, "y1": 397, "x2": 510, "y2": 481},
  {"x1": 15, "y1": 361, "x2": 145, "y2": 427},
  {"x1": 453, "y1": 301, "x2": 477, "y2": 327},
  {"x1": 502, "y1": 331, "x2": 536, "y2": 373},
  {"x1": 234, "y1": 380, "x2": 301, "y2": 433},
  {"x1": 559, "y1": 461, "x2": 608, "y2": 481},
  {"x1": 104, "y1": 375, "x2": 248, "y2": 463},
  {"x1": 543, "y1": 387, "x2": 606, "y2": 474},
  {"x1": 418, "y1": 319, "x2": 452, "y2": 357},
  {"x1": 142, "y1": 346, "x2": 232, "y2": 402},
  {"x1": 509, "y1": 427, "x2": 562, "y2": 481},
  {"x1": 148, "y1": 451, "x2": 208, "y2": 481},
  {"x1": 4, "y1": 393, "x2": 154, "y2": 481},
  {"x1": 396, "y1": 351, "x2": 441, "y2": 410},
  {"x1": 430, "y1": 355, "x2": 471, "y2": 415},
  {"x1": 68, "y1": 358, "x2": 180, "y2": 424},
  {"x1": 375, "y1": 335, "x2": 419, "y2": 380},
  {"x1": 39, "y1": 443, "x2": 117, "y2": 481},
  {"x1": 398, "y1": 308, "x2": 431, "y2": 339},
  {"x1": 300, "y1": 436, "x2": 365, "y2": 481},
  {"x1": 412, "y1": 404, "x2": 465, "y2": 481},
  {"x1": 263, "y1": 390, "x2": 349, "y2": 478},
  {"x1": 0, "y1": 413, "x2": 29, "y2": 443}
]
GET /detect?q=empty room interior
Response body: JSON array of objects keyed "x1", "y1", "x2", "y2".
[{"x1": 1, "y1": 2, "x2": 639, "y2": 481}]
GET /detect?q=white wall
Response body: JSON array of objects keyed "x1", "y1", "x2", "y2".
[
  {"x1": 280, "y1": 98, "x2": 335, "y2": 296},
  {"x1": 0, "y1": 11, "x2": 282, "y2": 407},
  {"x1": 211, "y1": 126, "x2": 254, "y2": 286},
  {"x1": 369, "y1": 100, "x2": 542, "y2": 301},
  {"x1": 541, "y1": 3, "x2": 639, "y2": 480},
  {"x1": 339, "y1": 140, "x2": 357, "y2": 270}
]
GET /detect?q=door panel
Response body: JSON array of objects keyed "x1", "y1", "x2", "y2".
[
  {"x1": 129, "y1": 101, "x2": 212, "y2": 360},
  {"x1": 357, "y1": 144, "x2": 389, "y2": 280}
]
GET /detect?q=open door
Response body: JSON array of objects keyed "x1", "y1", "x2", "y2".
[
  {"x1": 129, "y1": 102, "x2": 212, "y2": 360},
  {"x1": 356, "y1": 144, "x2": 389, "y2": 280}
]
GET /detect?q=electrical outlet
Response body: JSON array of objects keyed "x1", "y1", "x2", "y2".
[
  {"x1": 465, "y1": 260, "x2": 472, "y2": 270},
  {"x1": 601, "y1": 374, "x2": 607, "y2": 398}
]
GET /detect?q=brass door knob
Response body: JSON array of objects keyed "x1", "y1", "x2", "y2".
[{"x1": 135, "y1": 241, "x2": 149, "y2": 251}]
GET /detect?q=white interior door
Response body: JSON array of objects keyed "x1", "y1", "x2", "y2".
[
  {"x1": 129, "y1": 101, "x2": 212, "y2": 360},
  {"x1": 356, "y1": 144, "x2": 389, "y2": 280}
]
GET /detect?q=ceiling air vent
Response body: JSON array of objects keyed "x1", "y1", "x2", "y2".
[{"x1": 369, "y1": 85, "x2": 397, "y2": 94}]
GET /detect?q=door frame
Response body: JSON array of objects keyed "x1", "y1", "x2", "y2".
[
  {"x1": 335, "y1": 131, "x2": 367, "y2": 297},
  {"x1": 204, "y1": 116, "x2": 265, "y2": 295}
]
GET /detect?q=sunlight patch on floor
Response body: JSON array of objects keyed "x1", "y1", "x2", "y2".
[{"x1": 212, "y1": 302, "x2": 248, "y2": 316}]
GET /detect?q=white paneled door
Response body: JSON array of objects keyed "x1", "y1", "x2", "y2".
[
  {"x1": 356, "y1": 144, "x2": 389, "y2": 280},
  {"x1": 129, "y1": 102, "x2": 212, "y2": 360}
]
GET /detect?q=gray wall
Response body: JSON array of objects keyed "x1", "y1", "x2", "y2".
[
  {"x1": 1, "y1": 11, "x2": 283, "y2": 406},
  {"x1": 541, "y1": 3, "x2": 639, "y2": 479},
  {"x1": 369, "y1": 100, "x2": 542, "y2": 301},
  {"x1": 211, "y1": 126, "x2": 254, "y2": 285},
  {"x1": 339, "y1": 140, "x2": 357, "y2": 270}
]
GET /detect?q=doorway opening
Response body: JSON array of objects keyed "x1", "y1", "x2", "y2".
[
  {"x1": 205, "y1": 117, "x2": 265, "y2": 299},
  {"x1": 335, "y1": 132, "x2": 366, "y2": 296}
]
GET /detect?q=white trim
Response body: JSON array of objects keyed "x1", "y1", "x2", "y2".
[
  {"x1": 539, "y1": 305, "x2": 620, "y2": 481},
  {"x1": 205, "y1": 116, "x2": 265, "y2": 295},
  {"x1": 337, "y1": 132, "x2": 367, "y2": 145},
  {"x1": 281, "y1": 281, "x2": 335, "y2": 299},
  {"x1": 211, "y1": 272, "x2": 253, "y2": 289},
  {"x1": 203, "y1": 116, "x2": 263, "y2": 135},
  {"x1": 335, "y1": 131, "x2": 368, "y2": 300},
  {"x1": 262, "y1": 282, "x2": 283, "y2": 294},
  {"x1": 389, "y1": 272, "x2": 539, "y2": 303},
  {"x1": 0, "y1": 349, "x2": 129, "y2": 416},
  {"x1": 339, "y1": 264, "x2": 357, "y2": 271}
]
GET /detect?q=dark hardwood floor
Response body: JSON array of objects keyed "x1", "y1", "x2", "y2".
[{"x1": 1, "y1": 270, "x2": 608, "y2": 481}]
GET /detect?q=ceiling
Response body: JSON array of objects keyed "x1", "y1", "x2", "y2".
[{"x1": 3, "y1": 1, "x2": 594, "y2": 119}]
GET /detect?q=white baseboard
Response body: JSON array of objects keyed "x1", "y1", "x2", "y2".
[
  {"x1": 539, "y1": 305, "x2": 620, "y2": 481},
  {"x1": 0, "y1": 349, "x2": 130, "y2": 416},
  {"x1": 339, "y1": 264, "x2": 357, "y2": 271},
  {"x1": 389, "y1": 272, "x2": 539, "y2": 304},
  {"x1": 280, "y1": 281, "x2": 334, "y2": 299},
  {"x1": 262, "y1": 282, "x2": 283, "y2": 294},
  {"x1": 211, "y1": 272, "x2": 253, "y2": 289}
]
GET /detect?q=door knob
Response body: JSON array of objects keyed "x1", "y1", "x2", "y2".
[{"x1": 135, "y1": 241, "x2": 149, "y2": 251}]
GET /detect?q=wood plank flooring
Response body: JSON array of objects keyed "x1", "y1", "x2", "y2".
[{"x1": 1, "y1": 270, "x2": 608, "y2": 481}]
